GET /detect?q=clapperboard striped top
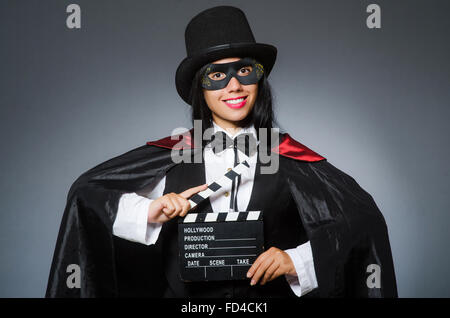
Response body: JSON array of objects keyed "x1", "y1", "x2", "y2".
[
  {"x1": 187, "y1": 160, "x2": 251, "y2": 209},
  {"x1": 182, "y1": 211, "x2": 262, "y2": 223}
]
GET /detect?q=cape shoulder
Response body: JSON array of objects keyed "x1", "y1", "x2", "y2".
[{"x1": 146, "y1": 129, "x2": 326, "y2": 162}]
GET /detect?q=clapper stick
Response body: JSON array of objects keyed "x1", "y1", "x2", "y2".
[{"x1": 187, "y1": 160, "x2": 251, "y2": 210}]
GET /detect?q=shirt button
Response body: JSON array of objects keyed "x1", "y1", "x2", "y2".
[{"x1": 224, "y1": 192, "x2": 230, "y2": 197}]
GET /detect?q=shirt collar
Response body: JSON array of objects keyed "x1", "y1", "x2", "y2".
[{"x1": 212, "y1": 120, "x2": 258, "y2": 141}]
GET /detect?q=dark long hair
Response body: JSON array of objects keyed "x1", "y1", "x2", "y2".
[{"x1": 189, "y1": 64, "x2": 276, "y2": 143}]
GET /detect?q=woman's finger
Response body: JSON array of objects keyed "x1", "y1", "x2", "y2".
[
  {"x1": 261, "y1": 262, "x2": 280, "y2": 285},
  {"x1": 162, "y1": 197, "x2": 176, "y2": 217},
  {"x1": 247, "y1": 249, "x2": 270, "y2": 279},
  {"x1": 250, "y1": 256, "x2": 274, "y2": 286},
  {"x1": 179, "y1": 184, "x2": 208, "y2": 200},
  {"x1": 179, "y1": 197, "x2": 191, "y2": 217},
  {"x1": 168, "y1": 194, "x2": 183, "y2": 217}
]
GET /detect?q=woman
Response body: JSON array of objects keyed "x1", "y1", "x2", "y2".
[{"x1": 47, "y1": 6, "x2": 397, "y2": 298}]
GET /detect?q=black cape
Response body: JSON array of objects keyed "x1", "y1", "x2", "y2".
[{"x1": 46, "y1": 132, "x2": 397, "y2": 297}]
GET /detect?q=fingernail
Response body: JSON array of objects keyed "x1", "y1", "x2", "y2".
[
  {"x1": 246, "y1": 272, "x2": 252, "y2": 278},
  {"x1": 250, "y1": 280, "x2": 255, "y2": 286}
]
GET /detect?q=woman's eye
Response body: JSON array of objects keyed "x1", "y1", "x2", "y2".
[
  {"x1": 239, "y1": 66, "x2": 252, "y2": 75},
  {"x1": 208, "y1": 72, "x2": 226, "y2": 80}
]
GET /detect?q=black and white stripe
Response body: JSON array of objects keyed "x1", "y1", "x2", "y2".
[
  {"x1": 182, "y1": 211, "x2": 262, "y2": 223},
  {"x1": 188, "y1": 160, "x2": 250, "y2": 209}
]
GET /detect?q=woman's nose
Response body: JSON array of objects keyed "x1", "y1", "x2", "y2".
[{"x1": 226, "y1": 76, "x2": 243, "y2": 91}]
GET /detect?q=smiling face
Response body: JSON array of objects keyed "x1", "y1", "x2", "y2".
[{"x1": 202, "y1": 57, "x2": 258, "y2": 129}]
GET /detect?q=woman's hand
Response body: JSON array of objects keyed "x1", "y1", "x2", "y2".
[
  {"x1": 246, "y1": 247, "x2": 296, "y2": 286},
  {"x1": 147, "y1": 184, "x2": 208, "y2": 224}
]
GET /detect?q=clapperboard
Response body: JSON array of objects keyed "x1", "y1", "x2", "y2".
[{"x1": 178, "y1": 160, "x2": 264, "y2": 282}]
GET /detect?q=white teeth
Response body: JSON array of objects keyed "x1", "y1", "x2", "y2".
[{"x1": 225, "y1": 97, "x2": 245, "y2": 104}]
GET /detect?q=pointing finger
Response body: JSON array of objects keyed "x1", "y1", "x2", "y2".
[{"x1": 179, "y1": 183, "x2": 208, "y2": 200}]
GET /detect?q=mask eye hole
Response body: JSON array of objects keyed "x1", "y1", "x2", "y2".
[
  {"x1": 207, "y1": 72, "x2": 226, "y2": 81},
  {"x1": 238, "y1": 66, "x2": 253, "y2": 76}
]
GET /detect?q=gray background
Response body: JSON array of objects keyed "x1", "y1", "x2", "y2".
[{"x1": 1, "y1": 0, "x2": 449, "y2": 297}]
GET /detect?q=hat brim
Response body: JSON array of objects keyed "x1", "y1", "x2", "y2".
[{"x1": 175, "y1": 42, "x2": 277, "y2": 105}]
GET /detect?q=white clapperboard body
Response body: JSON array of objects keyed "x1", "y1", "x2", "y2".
[{"x1": 178, "y1": 160, "x2": 264, "y2": 282}]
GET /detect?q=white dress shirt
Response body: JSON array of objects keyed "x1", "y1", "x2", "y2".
[{"x1": 112, "y1": 121, "x2": 318, "y2": 296}]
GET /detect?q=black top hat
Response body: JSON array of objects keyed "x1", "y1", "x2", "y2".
[{"x1": 175, "y1": 6, "x2": 277, "y2": 105}]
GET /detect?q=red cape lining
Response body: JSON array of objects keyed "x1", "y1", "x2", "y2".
[{"x1": 146, "y1": 130, "x2": 325, "y2": 162}]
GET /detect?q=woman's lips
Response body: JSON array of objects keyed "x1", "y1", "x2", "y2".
[{"x1": 223, "y1": 96, "x2": 247, "y2": 109}]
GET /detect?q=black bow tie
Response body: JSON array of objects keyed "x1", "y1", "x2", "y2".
[
  {"x1": 210, "y1": 131, "x2": 258, "y2": 158},
  {"x1": 209, "y1": 130, "x2": 258, "y2": 212}
]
